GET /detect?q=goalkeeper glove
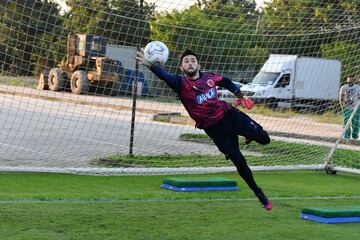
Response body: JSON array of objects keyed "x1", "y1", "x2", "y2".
[
  {"x1": 233, "y1": 89, "x2": 254, "y2": 110},
  {"x1": 234, "y1": 97, "x2": 254, "y2": 110},
  {"x1": 136, "y1": 48, "x2": 152, "y2": 67}
]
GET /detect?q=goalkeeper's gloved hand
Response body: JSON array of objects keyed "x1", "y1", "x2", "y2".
[
  {"x1": 234, "y1": 97, "x2": 254, "y2": 110},
  {"x1": 136, "y1": 48, "x2": 153, "y2": 67}
]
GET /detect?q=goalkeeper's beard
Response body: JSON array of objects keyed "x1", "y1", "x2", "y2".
[{"x1": 183, "y1": 67, "x2": 199, "y2": 77}]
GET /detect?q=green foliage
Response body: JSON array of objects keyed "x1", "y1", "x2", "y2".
[
  {"x1": 321, "y1": 41, "x2": 360, "y2": 82},
  {"x1": 150, "y1": 0, "x2": 360, "y2": 81},
  {"x1": 0, "y1": 0, "x2": 62, "y2": 75},
  {"x1": 262, "y1": 0, "x2": 360, "y2": 33},
  {"x1": 64, "y1": 0, "x2": 154, "y2": 46},
  {"x1": 262, "y1": 0, "x2": 313, "y2": 34},
  {"x1": 260, "y1": 0, "x2": 360, "y2": 62},
  {"x1": 0, "y1": 0, "x2": 154, "y2": 76},
  {"x1": 1, "y1": 0, "x2": 360, "y2": 82},
  {"x1": 150, "y1": 1, "x2": 267, "y2": 76}
]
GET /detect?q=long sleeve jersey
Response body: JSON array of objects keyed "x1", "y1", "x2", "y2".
[{"x1": 149, "y1": 64, "x2": 240, "y2": 129}]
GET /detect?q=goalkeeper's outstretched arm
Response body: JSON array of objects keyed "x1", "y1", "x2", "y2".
[
  {"x1": 150, "y1": 65, "x2": 182, "y2": 94},
  {"x1": 216, "y1": 76, "x2": 253, "y2": 110},
  {"x1": 216, "y1": 76, "x2": 240, "y2": 95},
  {"x1": 136, "y1": 48, "x2": 182, "y2": 94}
]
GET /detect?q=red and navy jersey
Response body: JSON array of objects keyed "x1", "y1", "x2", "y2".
[
  {"x1": 149, "y1": 65, "x2": 240, "y2": 129},
  {"x1": 179, "y1": 73, "x2": 232, "y2": 128}
]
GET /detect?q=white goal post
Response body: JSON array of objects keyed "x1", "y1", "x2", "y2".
[{"x1": 326, "y1": 101, "x2": 360, "y2": 175}]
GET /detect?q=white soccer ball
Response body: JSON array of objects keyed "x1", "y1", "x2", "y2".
[{"x1": 144, "y1": 41, "x2": 169, "y2": 65}]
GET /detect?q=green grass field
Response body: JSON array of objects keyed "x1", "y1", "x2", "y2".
[{"x1": 0, "y1": 171, "x2": 359, "y2": 240}]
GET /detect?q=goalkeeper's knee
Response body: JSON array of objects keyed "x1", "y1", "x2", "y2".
[{"x1": 255, "y1": 130, "x2": 270, "y2": 145}]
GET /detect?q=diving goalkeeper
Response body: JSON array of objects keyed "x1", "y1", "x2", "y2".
[{"x1": 136, "y1": 48, "x2": 272, "y2": 211}]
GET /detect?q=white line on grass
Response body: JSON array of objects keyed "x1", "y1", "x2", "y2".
[
  {"x1": 78, "y1": 137, "x2": 132, "y2": 148},
  {"x1": 0, "y1": 142, "x2": 47, "y2": 154},
  {"x1": 0, "y1": 196, "x2": 359, "y2": 204}
]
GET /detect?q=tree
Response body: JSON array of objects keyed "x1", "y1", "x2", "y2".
[
  {"x1": 150, "y1": 0, "x2": 268, "y2": 78},
  {"x1": 0, "y1": 0, "x2": 155, "y2": 75},
  {"x1": 64, "y1": 0, "x2": 154, "y2": 46},
  {"x1": 262, "y1": 0, "x2": 360, "y2": 32},
  {"x1": 259, "y1": 0, "x2": 360, "y2": 57},
  {"x1": 0, "y1": 0, "x2": 62, "y2": 75},
  {"x1": 321, "y1": 41, "x2": 360, "y2": 83}
]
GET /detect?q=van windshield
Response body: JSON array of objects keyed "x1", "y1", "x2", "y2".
[{"x1": 252, "y1": 72, "x2": 280, "y2": 85}]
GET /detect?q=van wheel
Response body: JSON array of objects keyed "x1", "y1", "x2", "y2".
[
  {"x1": 71, "y1": 70, "x2": 89, "y2": 94},
  {"x1": 266, "y1": 98, "x2": 277, "y2": 109}
]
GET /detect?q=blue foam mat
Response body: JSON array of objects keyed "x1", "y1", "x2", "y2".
[
  {"x1": 161, "y1": 183, "x2": 238, "y2": 192},
  {"x1": 300, "y1": 213, "x2": 360, "y2": 224}
]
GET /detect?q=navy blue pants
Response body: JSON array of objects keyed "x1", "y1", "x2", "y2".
[{"x1": 204, "y1": 108, "x2": 270, "y2": 194}]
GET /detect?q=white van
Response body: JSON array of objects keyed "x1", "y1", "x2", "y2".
[{"x1": 241, "y1": 54, "x2": 342, "y2": 109}]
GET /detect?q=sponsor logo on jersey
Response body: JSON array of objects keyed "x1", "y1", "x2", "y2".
[{"x1": 197, "y1": 88, "x2": 216, "y2": 104}]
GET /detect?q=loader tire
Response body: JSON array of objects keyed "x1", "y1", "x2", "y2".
[
  {"x1": 48, "y1": 68, "x2": 66, "y2": 91},
  {"x1": 70, "y1": 70, "x2": 89, "y2": 94},
  {"x1": 37, "y1": 70, "x2": 50, "y2": 90}
]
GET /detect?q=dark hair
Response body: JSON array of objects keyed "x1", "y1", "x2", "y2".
[{"x1": 180, "y1": 49, "x2": 199, "y2": 63}]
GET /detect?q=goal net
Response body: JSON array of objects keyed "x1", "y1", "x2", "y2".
[{"x1": 0, "y1": 0, "x2": 359, "y2": 175}]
